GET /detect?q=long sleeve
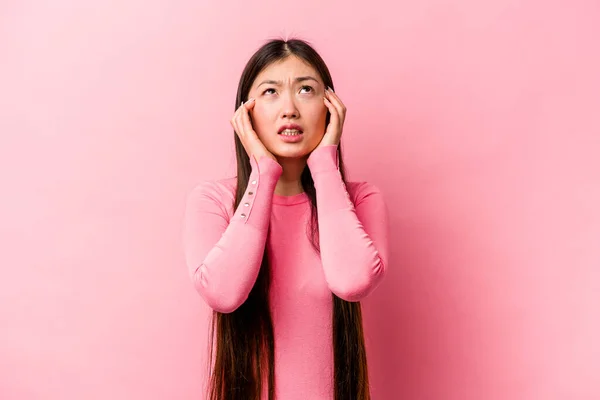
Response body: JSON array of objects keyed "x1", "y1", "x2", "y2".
[
  {"x1": 182, "y1": 154, "x2": 283, "y2": 313},
  {"x1": 306, "y1": 145, "x2": 389, "y2": 302}
]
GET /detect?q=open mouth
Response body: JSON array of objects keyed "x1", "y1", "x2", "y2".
[{"x1": 278, "y1": 129, "x2": 303, "y2": 136}]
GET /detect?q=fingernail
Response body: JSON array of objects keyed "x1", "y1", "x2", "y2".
[
  {"x1": 247, "y1": 98, "x2": 255, "y2": 103},
  {"x1": 327, "y1": 86, "x2": 333, "y2": 92}
]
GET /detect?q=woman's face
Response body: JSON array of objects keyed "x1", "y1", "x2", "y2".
[{"x1": 247, "y1": 56, "x2": 328, "y2": 159}]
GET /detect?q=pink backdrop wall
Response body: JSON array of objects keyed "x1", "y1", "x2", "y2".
[{"x1": 1, "y1": 1, "x2": 599, "y2": 399}]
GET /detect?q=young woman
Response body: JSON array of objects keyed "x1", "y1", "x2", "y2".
[{"x1": 183, "y1": 38, "x2": 390, "y2": 400}]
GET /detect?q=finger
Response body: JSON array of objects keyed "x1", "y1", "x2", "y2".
[
  {"x1": 244, "y1": 97, "x2": 255, "y2": 109},
  {"x1": 235, "y1": 108, "x2": 246, "y2": 138},
  {"x1": 244, "y1": 98, "x2": 255, "y2": 121},
  {"x1": 325, "y1": 90, "x2": 346, "y2": 121},
  {"x1": 324, "y1": 97, "x2": 339, "y2": 128},
  {"x1": 241, "y1": 98, "x2": 255, "y2": 135},
  {"x1": 232, "y1": 102, "x2": 244, "y2": 136},
  {"x1": 325, "y1": 89, "x2": 345, "y2": 110}
]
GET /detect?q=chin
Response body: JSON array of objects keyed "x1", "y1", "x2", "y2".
[
  {"x1": 267, "y1": 142, "x2": 312, "y2": 158},
  {"x1": 272, "y1": 148, "x2": 311, "y2": 159}
]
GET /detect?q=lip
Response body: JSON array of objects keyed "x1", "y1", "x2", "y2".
[{"x1": 278, "y1": 123, "x2": 303, "y2": 134}]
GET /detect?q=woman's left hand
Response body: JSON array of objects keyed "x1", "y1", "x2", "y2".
[{"x1": 316, "y1": 87, "x2": 346, "y2": 148}]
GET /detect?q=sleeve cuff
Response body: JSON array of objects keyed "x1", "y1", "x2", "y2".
[
  {"x1": 306, "y1": 145, "x2": 339, "y2": 174},
  {"x1": 250, "y1": 154, "x2": 283, "y2": 179}
]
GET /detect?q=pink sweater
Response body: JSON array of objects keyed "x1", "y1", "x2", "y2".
[{"x1": 182, "y1": 144, "x2": 389, "y2": 399}]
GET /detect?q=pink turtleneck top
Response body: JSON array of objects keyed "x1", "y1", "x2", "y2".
[{"x1": 182, "y1": 144, "x2": 389, "y2": 399}]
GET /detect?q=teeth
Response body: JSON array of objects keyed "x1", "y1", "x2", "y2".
[{"x1": 280, "y1": 129, "x2": 302, "y2": 136}]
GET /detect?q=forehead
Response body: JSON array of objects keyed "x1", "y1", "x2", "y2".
[{"x1": 252, "y1": 56, "x2": 320, "y2": 85}]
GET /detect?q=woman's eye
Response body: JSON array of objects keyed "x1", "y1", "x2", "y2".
[{"x1": 262, "y1": 86, "x2": 314, "y2": 95}]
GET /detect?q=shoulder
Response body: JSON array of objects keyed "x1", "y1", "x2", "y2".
[
  {"x1": 186, "y1": 176, "x2": 236, "y2": 201},
  {"x1": 345, "y1": 180, "x2": 384, "y2": 205},
  {"x1": 185, "y1": 177, "x2": 237, "y2": 217}
]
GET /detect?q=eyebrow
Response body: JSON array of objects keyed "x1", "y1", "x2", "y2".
[{"x1": 257, "y1": 76, "x2": 320, "y2": 88}]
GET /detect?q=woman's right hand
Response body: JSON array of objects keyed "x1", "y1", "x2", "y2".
[{"x1": 230, "y1": 98, "x2": 277, "y2": 163}]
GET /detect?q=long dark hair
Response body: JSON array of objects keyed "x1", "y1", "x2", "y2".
[{"x1": 207, "y1": 38, "x2": 371, "y2": 400}]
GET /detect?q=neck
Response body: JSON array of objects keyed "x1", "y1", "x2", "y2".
[{"x1": 274, "y1": 156, "x2": 307, "y2": 196}]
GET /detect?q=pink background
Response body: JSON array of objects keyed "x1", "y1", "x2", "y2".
[{"x1": 1, "y1": 1, "x2": 599, "y2": 399}]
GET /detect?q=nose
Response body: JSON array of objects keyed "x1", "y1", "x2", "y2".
[{"x1": 280, "y1": 91, "x2": 299, "y2": 119}]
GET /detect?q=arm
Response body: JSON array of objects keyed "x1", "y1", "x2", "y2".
[
  {"x1": 182, "y1": 154, "x2": 283, "y2": 313},
  {"x1": 306, "y1": 145, "x2": 390, "y2": 302}
]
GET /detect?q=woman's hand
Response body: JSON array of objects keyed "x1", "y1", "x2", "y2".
[
  {"x1": 230, "y1": 98, "x2": 277, "y2": 162},
  {"x1": 315, "y1": 87, "x2": 346, "y2": 149}
]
